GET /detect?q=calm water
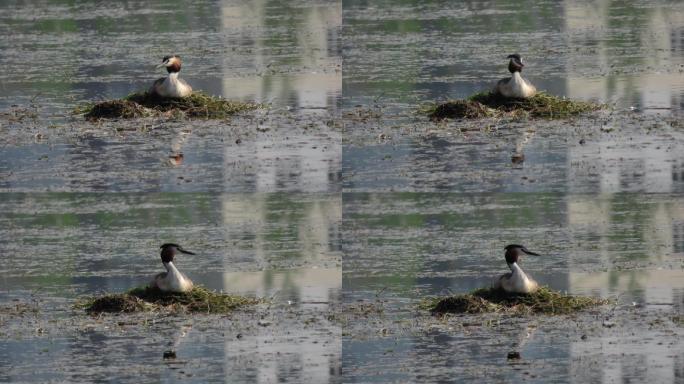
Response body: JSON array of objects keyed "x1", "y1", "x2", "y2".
[
  {"x1": 0, "y1": 0, "x2": 341, "y2": 193},
  {"x1": 341, "y1": 1, "x2": 684, "y2": 383},
  {"x1": 342, "y1": 192, "x2": 684, "y2": 383},
  {"x1": 342, "y1": 0, "x2": 684, "y2": 191},
  {"x1": 1, "y1": 0, "x2": 341, "y2": 383},
  {"x1": 2, "y1": 0, "x2": 684, "y2": 383},
  {"x1": 0, "y1": 192, "x2": 341, "y2": 382}
]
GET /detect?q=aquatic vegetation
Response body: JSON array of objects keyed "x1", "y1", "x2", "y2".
[
  {"x1": 80, "y1": 286, "x2": 262, "y2": 314},
  {"x1": 426, "y1": 92, "x2": 603, "y2": 120},
  {"x1": 76, "y1": 92, "x2": 260, "y2": 120},
  {"x1": 426, "y1": 286, "x2": 608, "y2": 315}
]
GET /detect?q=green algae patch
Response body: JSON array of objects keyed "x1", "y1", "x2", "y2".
[
  {"x1": 426, "y1": 286, "x2": 608, "y2": 315},
  {"x1": 427, "y1": 92, "x2": 603, "y2": 121},
  {"x1": 76, "y1": 92, "x2": 260, "y2": 120},
  {"x1": 80, "y1": 286, "x2": 262, "y2": 314}
]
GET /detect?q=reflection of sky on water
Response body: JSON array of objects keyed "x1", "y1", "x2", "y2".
[
  {"x1": 0, "y1": 120, "x2": 341, "y2": 193},
  {"x1": 344, "y1": 120, "x2": 684, "y2": 193}
]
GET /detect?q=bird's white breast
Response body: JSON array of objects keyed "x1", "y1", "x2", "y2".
[
  {"x1": 156, "y1": 73, "x2": 192, "y2": 98},
  {"x1": 497, "y1": 72, "x2": 536, "y2": 98}
]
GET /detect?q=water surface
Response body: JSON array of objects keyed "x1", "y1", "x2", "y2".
[
  {"x1": 0, "y1": 192, "x2": 341, "y2": 383},
  {"x1": 342, "y1": 0, "x2": 684, "y2": 191},
  {"x1": 0, "y1": 0, "x2": 341, "y2": 193},
  {"x1": 342, "y1": 192, "x2": 684, "y2": 383}
]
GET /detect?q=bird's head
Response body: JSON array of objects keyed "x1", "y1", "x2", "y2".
[
  {"x1": 504, "y1": 244, "x2": 540, "y2": 264},
  {"x1": 507, "y1": 54, "x2": 524, "y2": 73},
  {"x1": 156, "y1": 55, "x2": 182, "y2": 73},
  {"x1": 159, "y1": 243, "x2": 195, "y2": 263}
]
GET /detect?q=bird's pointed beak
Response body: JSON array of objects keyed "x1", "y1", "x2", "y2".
[
  {"x1": 177, "y1": 247, "x2": 196, "y2": 255},
  {"x1": 521, "y1": 248, "x2": 540, "y2": 256},
  {"x1": 156, "y1": 61, "x2": 168, "y2": 69}
]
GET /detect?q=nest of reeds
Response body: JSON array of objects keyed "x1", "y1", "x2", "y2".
[
  {"x1": 426, "y1": 286, "x2": 608, "y2": 315},
  {"x1": 76, "y1": 92, "x2": 260, "y2": 120},
  {"x1": 80, "y1": 286, "x2": 262, "y2": 314},
  {"x1": 426, "y1": 92, "x2": 603, "y2": 120}
]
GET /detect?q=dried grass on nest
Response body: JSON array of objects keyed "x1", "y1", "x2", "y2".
[
  {"x1": 80, "y1": 286, "x2": 262, "y2": 314},
  {"x1": 426, "y1": 286, "x2": 608, "y2": 315},
  {"x1": 76, "y1": 92, "x2": 260, "y2": 120},
  {"x1": 426, "y1": 92, "x2": 603, "y2": 120}
]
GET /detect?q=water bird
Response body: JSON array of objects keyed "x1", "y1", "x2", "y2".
[
  {"x1": 150, "y1": 55, "x2": 193, "y2": 98},
  {"x1": 494, "y1": 54, "x2": 536, "y2": 99},
  {"x1": 152, "y1": 243, "x2": 195, "y2": 292},
  {"x1": 494, "y1": 244, "x2": 540, "y2": 293}
]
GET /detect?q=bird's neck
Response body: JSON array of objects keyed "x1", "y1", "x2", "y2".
[
  {"x1": 508, "y1": 262, "x2": 525, "y2": 276},
  {"x1": 163, "y1": 261, "x2": 181, "y2": 275},
  {"x1": 168, "y1": 72, "x2": 180, "y2": 80}
]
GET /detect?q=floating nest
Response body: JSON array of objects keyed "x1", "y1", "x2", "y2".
[
  {"x1": 427, "y1": 286, "x2": 608, "y2": 315},
  {"x1": 426, "y1": 92, "x2": 603, "y2": 120},
  {"x1": 76, "y1": 92, "x2": 260, "y2": 120},
  {"x1": 80, "y1": 286, "x2": 262, "y2": 314}
]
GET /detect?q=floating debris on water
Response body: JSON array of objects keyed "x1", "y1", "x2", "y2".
[
  {"x1": 426, "y1": 92, "x2": 603, "y2": 120},
  {"x1": 75, "y1": 92, "x2": 260, "y2": 120},
  {"x1": 80, "y1": 286, "x2": 262, "y2": 314},
  {"x1": 0, "y1": 301, "x2": 40, "y2": 318},
  {"x1": 427, "y1": 286, "x2": 608, "y2": 315}
]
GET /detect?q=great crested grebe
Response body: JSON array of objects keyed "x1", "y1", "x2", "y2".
[
  {"x1": 494, "y1": 244, "x2": 540, "y2": 294},
  {"x1": 150, "y1": 55, "x2": 193, "y2": 98},
  {"x1": 494, "y1": 54, "x2": 536, "y2": 99},
  {"x1": 152, "y1": 243, "x2": 195, "y2": 292}
]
